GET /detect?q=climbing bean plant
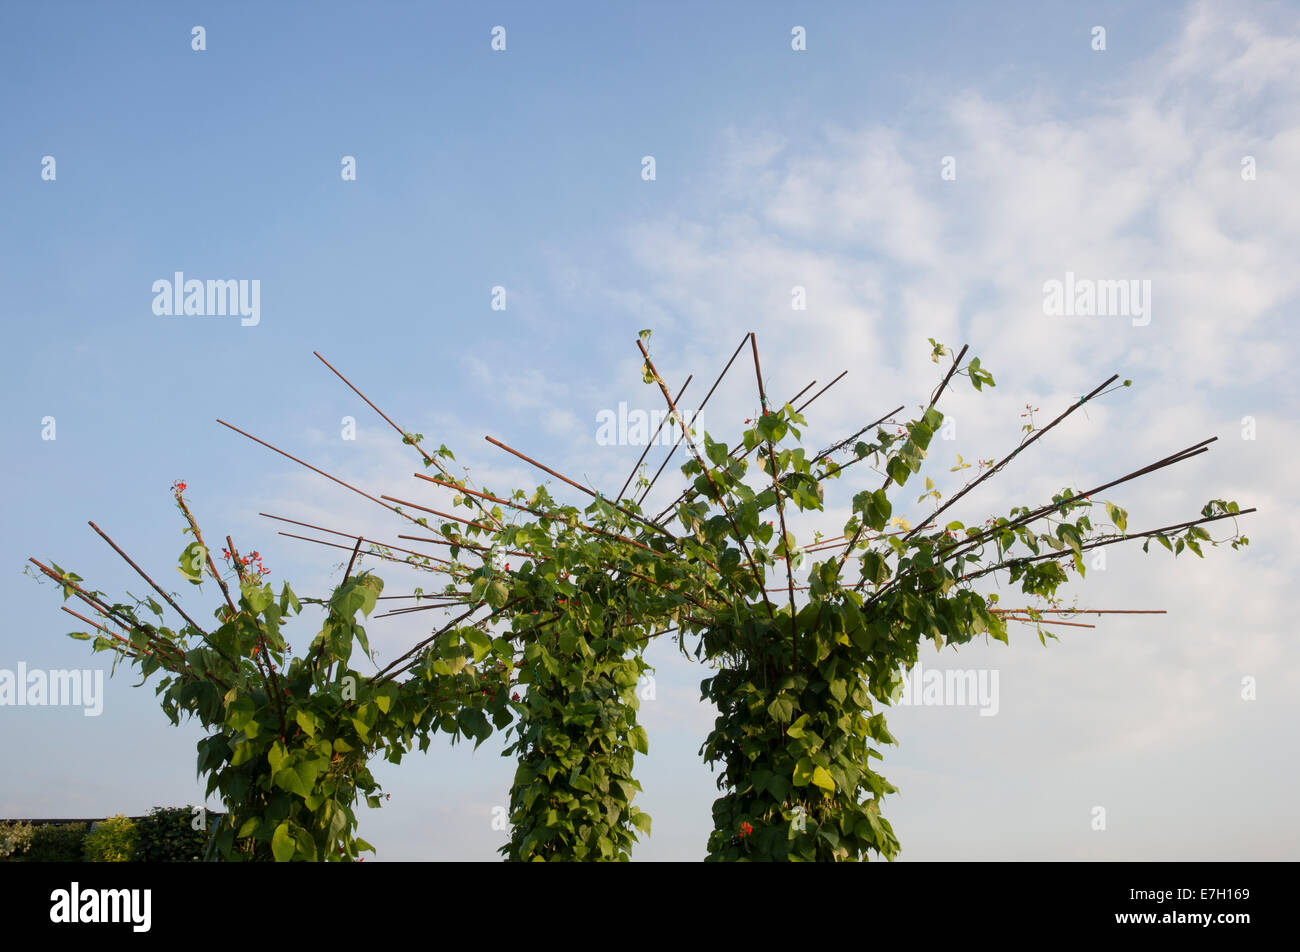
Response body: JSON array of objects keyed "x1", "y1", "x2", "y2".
[
  {"x1": 616, "y1": 333, "x2": 1249, "y2": 860},
  {"x1": 30, "y1": 485, "x2": 515, "y2": 861},
  {"x1": 31, "y1": 333, "x2": 1251, "y2": 862}
]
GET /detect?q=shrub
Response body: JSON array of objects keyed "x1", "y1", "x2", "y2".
[
  {"x1": 133, "y1": 807, "x2": 210, "y2": 862},
  {"x1": 83, "y1": 814, "x2": 137, "y2": 862},
  {"x1": 0, "y1": 821, "x2": 34, "y2": 860},
  {"x1": 13, "y1": 822, "x2": 88, "y2": 862}
]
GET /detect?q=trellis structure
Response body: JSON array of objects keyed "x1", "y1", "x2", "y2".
[{"x1": 32, "y1": 332, "x2": 1252, "y2": 861}]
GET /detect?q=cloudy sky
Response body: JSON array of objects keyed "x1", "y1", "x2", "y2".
[{"x1": 2, "y1": 0, "x2": 1296, "y2": 860}]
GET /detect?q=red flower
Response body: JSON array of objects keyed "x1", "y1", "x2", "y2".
[
  {"x1": 511, "y1": 692, "x2": 520, "y2": 702},
  {"x1": 738, "y1": 821, "x2": 754, "y2": 838}
]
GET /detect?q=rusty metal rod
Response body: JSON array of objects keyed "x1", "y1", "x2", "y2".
[
  {"x1": 314, "y1": 351, "x2": 505, "y2": 531},
  {"x1": 637, "y1": 333, "x2": 752, "y2": 506},
  {"x1": 638, "y1": 337, "x2": 774, "y2": 617},
  {"x1": 86, "y1": 520, "x2": 207, "y2": 635},
  {"x1": 484, "y1": 434, "x2": 675, "y2": 539},
  {"x1": 616, "y1": 373, "x2": 693, "y2": 503}
]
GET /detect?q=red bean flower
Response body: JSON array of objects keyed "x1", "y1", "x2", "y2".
[{"x1": 738, "y1": 821, "x2": 754, "y2": 838}]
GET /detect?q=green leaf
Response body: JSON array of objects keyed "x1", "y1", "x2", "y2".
[
  {"x1": 810, "y1": 766, "x2": 835, "y2": 792},
  {"x1": 462, "y1": 628, "x2": 493, "y2": 663},
  {"x1": 886, "y1": 455, "x2": 911, "y2": 487},
  {"x1": 486, "y1": 579, "x2": 509, "y2": 610},
  {"x1": 355, "y1": 575, "x2": 382, "y2": 617},
  {"x1": 1057, "y1": 524, "x2": 1084, "y2": 560},
  {"x1": 629, "y1": 725, "x2": 649, "y2": 755},
  {"x1": 855, "y1": 489, "x2": 892, "y2": 531},
  {"x1": 267, "y1": 740, "x2": 288, "y2": 774},
  {"x1": 177, "y1": 542, "x2": 206, "y2": 583},
  {"x1": 860, "y1": 551, "x2": 890, "y2": 586},
  {"x1": 704, "y1": 433, "x2": 729, "y2": 467},
  {"x1": 768, "y1": 695, "x2": 795, "y2": 723},
  {"x1": 271, "y1": 822, "x2": 295, "y2": 862},
  {"x1": 280, "y1": 581, "x2": 301, "y2": 614},
  {"x1": 470, "y1": 577, "x2": 488, "y2": 604},
  {"x1": 241, "y1": 581, "x2": 271, "y2": 613},
  {"x1": 793, "y1": 757, "x2": 815, "y2": 787}
]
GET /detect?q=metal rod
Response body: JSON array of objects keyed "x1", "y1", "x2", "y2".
[
  {"x1": 86, "y1": 520, "x2": 207, "y2": 635},
  {"x1": 615, "y1": 374, "x2": 693, "y2": 502}
]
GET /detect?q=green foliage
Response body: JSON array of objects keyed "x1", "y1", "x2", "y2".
[
  {"x1": 486, "y1": 497, "x2": 674, "y2": 859},
  {"x1": 133, "y1": 806, "x2": 211, "y2": 862},
  {"x1": 8, "y1": 823, "x2": 88, "y2": 862},
  {"x1": 33, "y1": 334, "x2": 1250, "y2": 863},
  {"x1": 501, "y1": 599, "x2": 650, "y2": 861},
  {"x1": 638, "y1": 336, "x2": 1246, "y2": 861},
  {"x1": 0, "y1": 821, "x2": 34, "y2": 860},
  {"x1": 40, "y1": 492, "x2": 516, "y2": 862},
  {"x1": 84, "y1": 813, "x2": 137, "y2": 862}
]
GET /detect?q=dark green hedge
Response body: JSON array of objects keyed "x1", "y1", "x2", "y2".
[
  {"x1": 10, "y1": 822, "x2": 88, "y2": 862},
  {"x1": 1, "y1": 806, "x2": 219, "y2": 862},
  {"x1": 133, "y1": 807, "x2": 211, "y2": 862}
]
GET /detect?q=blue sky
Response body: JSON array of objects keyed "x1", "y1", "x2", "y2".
[{"x1": 2, "y1": 1, "x2": 1297, "y2": 860}]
